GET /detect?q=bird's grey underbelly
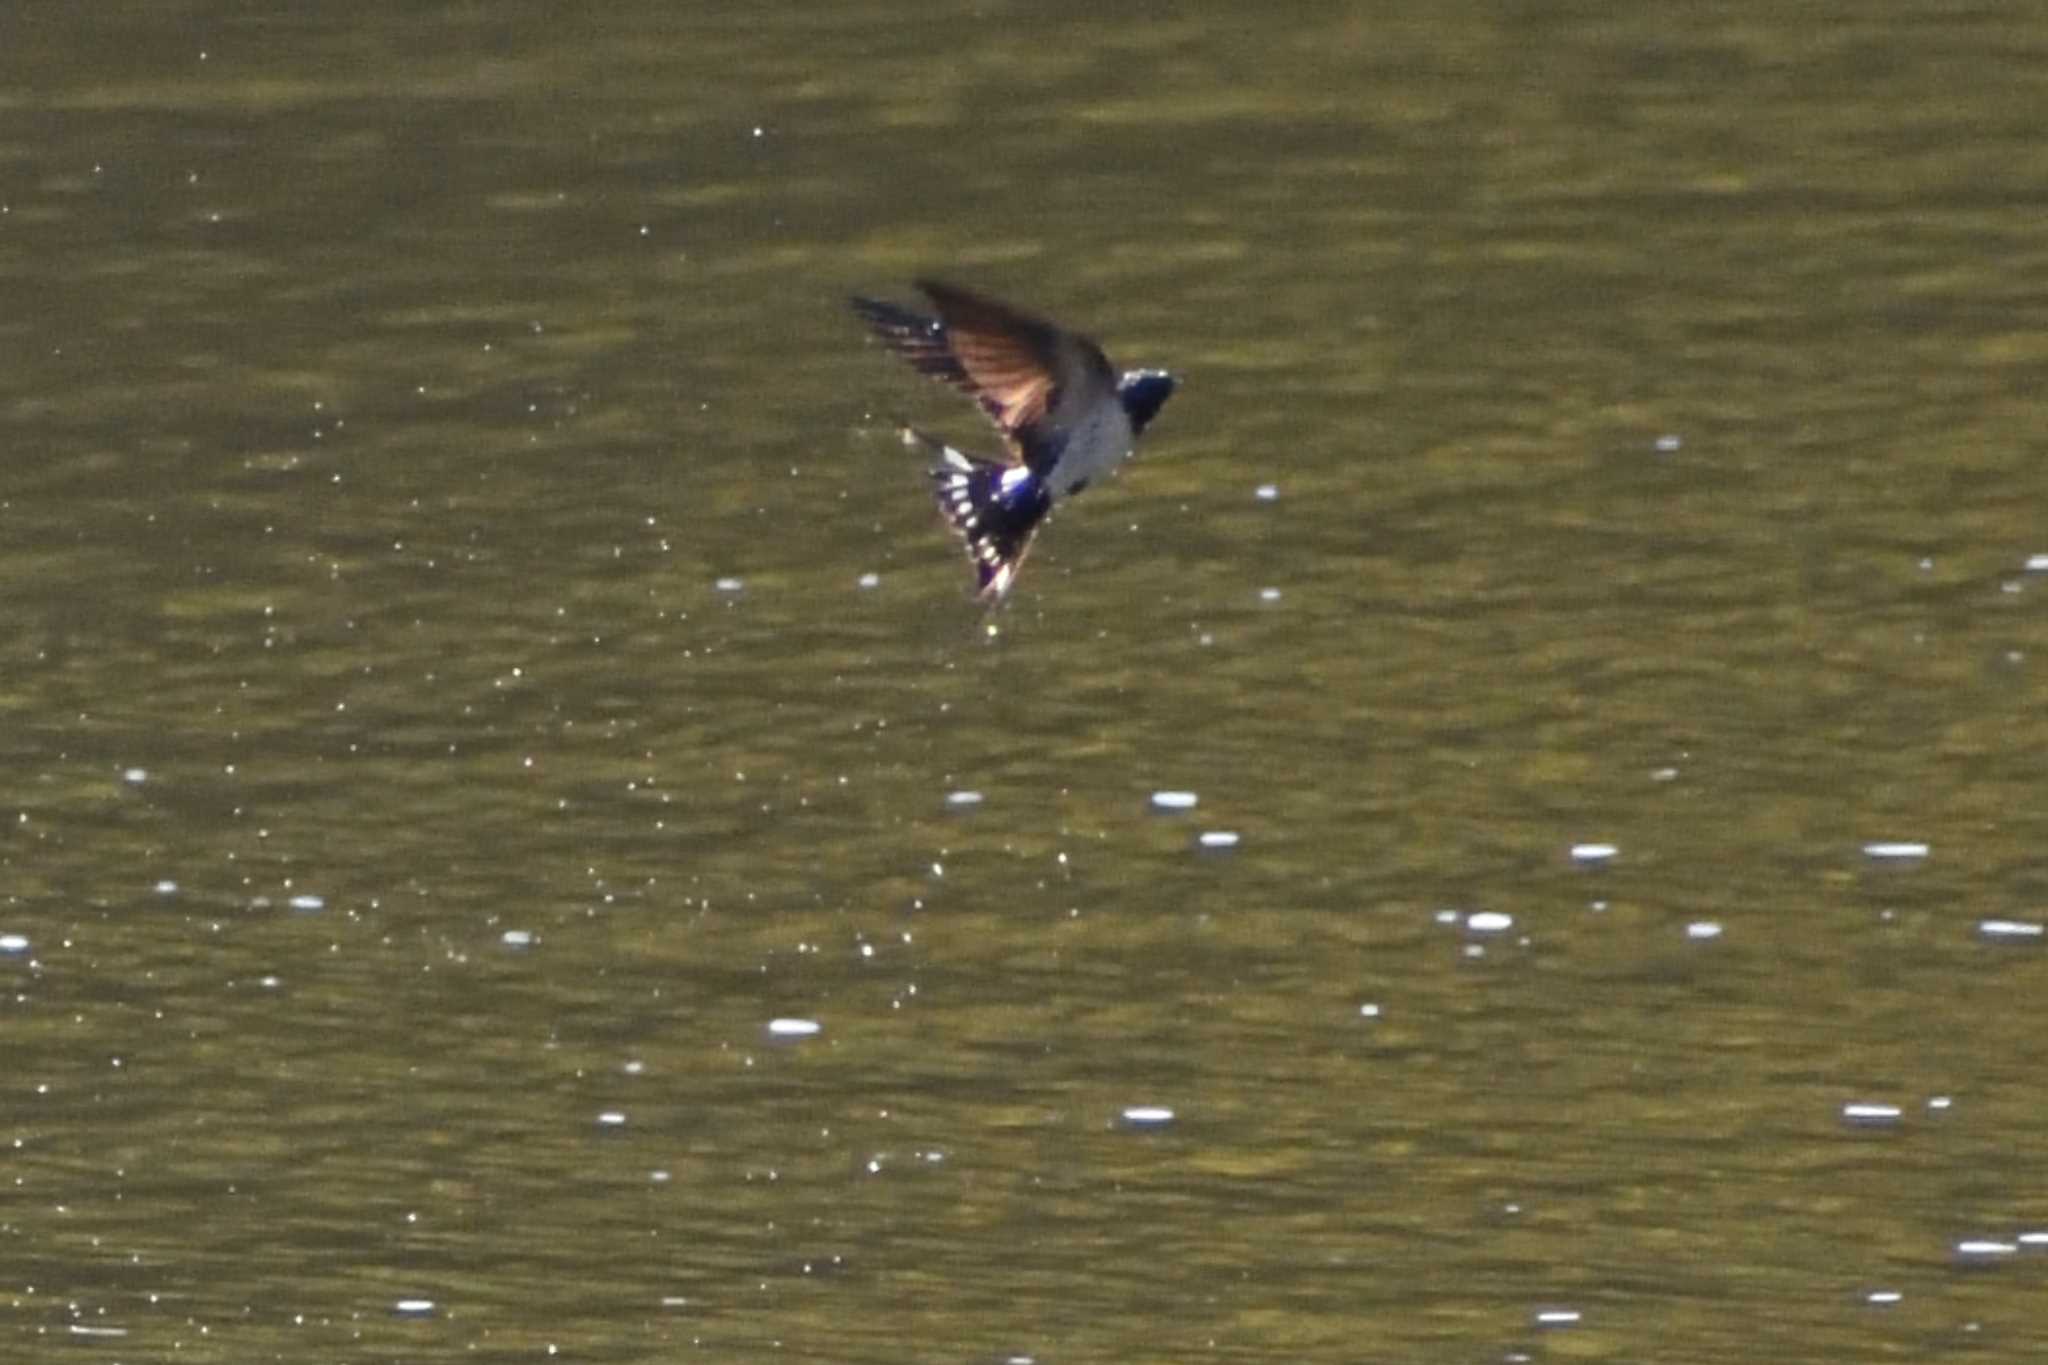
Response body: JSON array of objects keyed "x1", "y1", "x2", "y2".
[{"x1": 1044, "y1": 403, "x2": 1135, "y2": 500}]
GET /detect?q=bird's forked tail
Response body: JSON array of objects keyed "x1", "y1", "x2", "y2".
[{"x1": 899, "y1": 427, "x2": 1051, "y2": 602}]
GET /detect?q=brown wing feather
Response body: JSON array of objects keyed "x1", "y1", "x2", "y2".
[
  {"x1": 848, "y1": 295, "x2": 976, "y2": 393},
  {"x1": 917, "y1": 279, "x2": 1109, "y2": 437}
]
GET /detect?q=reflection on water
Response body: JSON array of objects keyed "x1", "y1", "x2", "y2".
[{"x1": 5, "y1": 2, "x2": 2047, "y2": 1361}]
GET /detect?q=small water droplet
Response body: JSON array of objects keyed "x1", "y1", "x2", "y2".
[
  {"x1": 1955, "y1": 1239, "x2": 2017, "y2": 1264},
  {"x1": 1841, "y1": 1102, "x2": 1902, "y2": 1129}
]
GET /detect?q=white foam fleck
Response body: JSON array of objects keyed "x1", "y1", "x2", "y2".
[
  {"x1": 1955, "y1": 1239, "x2": 2016, "y2": 1261},
  {"x1": 1842, "y1": 1103, "x2": 1902, "y2": 1127},
  {"x1": 1149, "y1": 790, "x2": 1198, "y2": 812},
  {"x1": 767, "y1": 1017, "x2": 822, "y2": 1039}
]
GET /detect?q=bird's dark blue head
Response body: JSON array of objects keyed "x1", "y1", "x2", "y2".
[{"x1": 1117, "y1": 369, "x2": 1177, "y2": 436}]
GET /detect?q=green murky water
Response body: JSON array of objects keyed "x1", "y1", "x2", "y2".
[{"x1": 4, "y1": 4, "x2": 2046, "y2": 1361}]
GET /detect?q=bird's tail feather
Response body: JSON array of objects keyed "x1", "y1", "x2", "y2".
[{"x1": 902, "y1": 427, "x2": 1049, "y2": 601}]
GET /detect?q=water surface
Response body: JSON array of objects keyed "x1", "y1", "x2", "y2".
[{"x1": 5, "y1": 4, "x2": 2047, "y2": 1362}]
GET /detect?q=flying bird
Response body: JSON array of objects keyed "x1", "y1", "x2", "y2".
[{"x1": 849, "y1": 279, "x2": 1177, "y2": 601}]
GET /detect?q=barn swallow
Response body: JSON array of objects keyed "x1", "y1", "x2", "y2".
[{"x1": 849, "y1": 279, "x2": 1177, "y2": 601}]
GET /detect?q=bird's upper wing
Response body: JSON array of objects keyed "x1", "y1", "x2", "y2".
[
  {"x1": 914, "y1": 280, "x2": 1091, "y2": 441},
  {"x1": 851, "y1": 281, "x2": 1117, "y2": 471},
  {"x1": 909, "y1": 282, "x2": 1056, "y2": 437},
  {"x1": 847, "y1": 295, "x2": 975, "y2": 393}
]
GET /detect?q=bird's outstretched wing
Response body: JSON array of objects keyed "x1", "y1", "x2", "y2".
[
  {"x1": 850, "y1": 280, "x2": 1115, "y2": 471},
  {"x1": 847, "y1": 295, "x2": 974, "y2": 393}
]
